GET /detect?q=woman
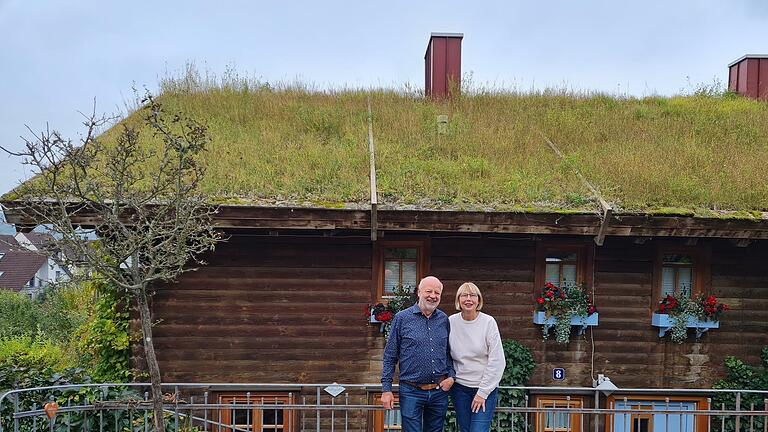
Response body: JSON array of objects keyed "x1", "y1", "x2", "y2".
[{"x1": 449, "y1": 282, "x2": 506, "y2": 432}]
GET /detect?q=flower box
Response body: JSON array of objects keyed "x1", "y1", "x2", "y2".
[
  {"x1": 651, "y1": 312, "x2": 719, "y2": 339},
  {"x1": 533, "y1": 311, "x2": 599, "y2": 336},
  {"x1": 370, "y1": 310, "x2": 382, "y2": 323}
]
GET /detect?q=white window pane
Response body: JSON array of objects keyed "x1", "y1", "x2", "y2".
[
  {"x1": 562, "y1": 264, "x2": 577, "y2": 287},
  {"x1": 662, "y1": 267, "x2": 675, "y2": 297},
  {"x1": 383, "y1": 261, "x2": 401, "y2": 295},
  {"x1": 401, "y1": 261, "x2": 418, "y2": 289},
  {"x1": 545, "y1": 264, "x2": 561, "y2": 286},
  {"x1": 678, "y1": 267, "x2": 692, "y2": 297}
]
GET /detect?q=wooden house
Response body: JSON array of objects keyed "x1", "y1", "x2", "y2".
[{"x1": 3, "y1": 34, "x2": 768, "y2": 432}]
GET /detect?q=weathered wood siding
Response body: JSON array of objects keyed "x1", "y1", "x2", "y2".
[
  {"x1": 150, "y1": 234, "x2": 379, "y2": 383},
  {"x1": 147, "y1": 233, "x2": 768, "y2": 388}
]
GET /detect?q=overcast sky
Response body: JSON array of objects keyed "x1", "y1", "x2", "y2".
[{"x1": 1, "y1": 0, "x2": 767, "y2": 197}]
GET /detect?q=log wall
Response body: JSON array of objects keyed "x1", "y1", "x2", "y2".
[{"x1": 147, "y1": 232, "x2": 768, "y2": 388}]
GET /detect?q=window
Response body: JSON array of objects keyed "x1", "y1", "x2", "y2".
[
  {"x1": 375, "y1": 240, "x2": 429, "y2": 301},
  {"x1": 654, "y1": 245, "x2": 709, "y2": 304},
  {"x1": 535, "y1": 396, "x2": 583, "y2": 432},
  {"x1": 372, "y1": 393, "x2": 401, "y2": 432},
  {"x1": 535, "y1": 241, "x2": 594, "y2": 292},
  {"x1": 661, "y1": 254, "x2": 693, "y2": 298},
  {"x1": 546, "y1": 252, "x2": 579, "y2": 288},
  {"x1": 607, "y1": 396, "x2": 709, "y2": 432},
  {"x1": 218, "y1": 393, "x2": 293, "y2": 432}
]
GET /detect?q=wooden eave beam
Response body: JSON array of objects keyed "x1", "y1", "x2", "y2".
[
  {"x1": 367, "y1": 97, "x2": 378, "y2": 241},
  {"x1": 4, "y1": 202, "x2": 768, "y2": 239},
  {"x1": 540, "y1": 133, "x2": 613, "y2": 245}
]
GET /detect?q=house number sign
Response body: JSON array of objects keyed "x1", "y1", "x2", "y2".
[{"x1": 552, "y1": 368, "x2": 565, "y2": 381}]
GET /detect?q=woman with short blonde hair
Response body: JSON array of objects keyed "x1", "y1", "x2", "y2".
[{"x1": 449, "y1": 282, "x2": 506, "y2": 432}]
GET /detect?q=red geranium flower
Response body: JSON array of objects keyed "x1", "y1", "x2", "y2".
[{"x1": 537, "y1": 297, "x2": 545, "y2": 305}]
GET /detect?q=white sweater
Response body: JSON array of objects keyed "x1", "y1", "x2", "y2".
[{"x1": 449, "y1": 312, "x2": 506, "y2": 399}]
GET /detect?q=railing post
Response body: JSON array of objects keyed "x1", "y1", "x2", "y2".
[
  {"x1": 144, "y1": 392, "x2": 149, "y2": 432},
  {"x1": 13, "y1": 393, "x2": 19, "y2": 432},
  {"x1": 316, "y1": 387, "x2": 320, "y2": 432},
  {"x1": 736, "y1": 392, "x2": 742, "y2": 432},
  {"x1": 246, "y1": 392, "x2": 251, "y2": 432},
  {"x1": 594, "y1": 390, "x2": 599, "y2": 432},
  {"x1": 48, "y1": 396, "x2": 55, "y2": 432},
  {"x1": 203, "y1": 391, "x2": 209, "y2": 432},
  {"x1": 174, "y1": 385, "x2": 180, "y2": 432},
  {"x1": 524, "y1": 394, "x2": 529, "y2": 432}
]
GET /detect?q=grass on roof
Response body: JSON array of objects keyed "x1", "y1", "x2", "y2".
[{"x1": 62, "y1": 71, "x2": 768, "y2": 214}]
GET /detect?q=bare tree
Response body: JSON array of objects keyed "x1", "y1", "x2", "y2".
[{"x1": 1, "y1": 95, "x2": 222, "y2": 432}]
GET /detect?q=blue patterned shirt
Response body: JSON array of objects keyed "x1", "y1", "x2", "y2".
[{"x1": 381, "y1": 304, "x2": 455, "y2": 392}]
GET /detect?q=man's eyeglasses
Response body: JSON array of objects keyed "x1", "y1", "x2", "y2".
[{"x1": 459, "y1": 293, "x2": 478, "y2": 299}]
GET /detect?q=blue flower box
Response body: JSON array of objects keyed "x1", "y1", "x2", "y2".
[
  {"x1": 370, "y1": 310, "x2": 381, "y2": 323},
  {"x1": 651, "y1": 313, "x2": 719, "y2": 338},
  {"x1": 533, "y1": 311, "x2": 599, "y2": 335}
]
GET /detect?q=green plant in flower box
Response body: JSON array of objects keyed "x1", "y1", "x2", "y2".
[{"x1": 535, "y1": 282, "x2": 597, "y2": 344}]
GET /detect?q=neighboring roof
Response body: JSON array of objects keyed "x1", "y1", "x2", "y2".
[
  {"x1": 728, "y1": 54, "x2": 768, "y2": 67},
  {"x1": 16, "y1": 231, "x2": 54, "y2": 251},
  {"x1": 0, "y1": 235, "x2": 47, "y2": 291},
  {"x1": 3, "y1": 86, "x2": 768, "y2": 227}
]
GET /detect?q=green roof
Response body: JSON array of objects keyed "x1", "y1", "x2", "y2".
[{"x1": 13, "y1": 86, "x2": 768, "y2": 217}]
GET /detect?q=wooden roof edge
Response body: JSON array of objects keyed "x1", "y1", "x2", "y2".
[{"x1": 4, "y1": 201, "x2": 768, "y2": 239}]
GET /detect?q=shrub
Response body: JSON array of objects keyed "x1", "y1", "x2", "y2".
[
  {"x1": 0, "y1": 291, "x2": 42, "y2": 339},
  {"x1": 74, "y1": 280, "x2": 131, "y2": 382},
  {"x1": 712, "y1": 347, "x2": 768, "y2": 432}
]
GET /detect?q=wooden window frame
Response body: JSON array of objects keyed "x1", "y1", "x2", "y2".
[
  {"x1": 652, "y1": 244, "x2": 711, "y2": 307},
  {"x1": 373, "y1": 239, "x2": 430, "y2": 302},
  {"x1": 371, "y1": 393, "x2": 401, "y2": 432},
  {"x1": 534, "y1": 395, "x2": 584, "y2": 432},
  {"x1": 534, "y1": 240, "x2": 595, "y2": 296},
  {"x1": 606, "y1": 395, "x2": 709, "y2": 432},
  {"x1": 217, "y1": 392, "x2": 294, "y2": 432}
]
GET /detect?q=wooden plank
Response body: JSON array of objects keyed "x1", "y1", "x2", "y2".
[{"x1": 367, "y1": 97, "x2": 378, "y2": 241}]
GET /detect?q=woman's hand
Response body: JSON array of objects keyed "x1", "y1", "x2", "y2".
[
  {"x1": 439, "y1": 377, "x2": 455, "y2": 391},
  {"x1": 471, "y1": 394, "x2": 486, "y2": 413}
]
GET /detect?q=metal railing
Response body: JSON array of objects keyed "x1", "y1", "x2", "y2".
[{"x1": 1, "y1": 383, "x2": 766, "y2": 432}]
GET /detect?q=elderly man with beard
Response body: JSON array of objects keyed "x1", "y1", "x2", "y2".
[{"x1": 381, "y1": 276, "x2": 456, "y2": 432}]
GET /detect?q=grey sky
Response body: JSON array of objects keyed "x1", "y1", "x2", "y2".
[{"x1": 1, "y1": 0, "x2": 766, "y2": 196}]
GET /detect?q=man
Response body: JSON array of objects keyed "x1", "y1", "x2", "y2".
[{"x1": 381, "y1": 276, "x2": 456, "y2": 432}]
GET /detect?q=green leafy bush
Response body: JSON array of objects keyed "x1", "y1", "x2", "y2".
[
  {"x1": 712, "y1": 347, "x2": 768, "y2": 432},
  {"x1": 0, "y1": 291, "x2": 42, "y2": 339},
  {"x1": 74, "y1": 279, "x2": 131, "y2": 382}
]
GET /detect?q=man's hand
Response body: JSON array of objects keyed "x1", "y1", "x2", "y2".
[
  {"x1": 438, "y1": 377, "x2": 455, "y2": 392},
  {"x1": 381, "y1": 391, "x2": 395, "y2": 410},
  {"x1": 471, "y1": 394, "x2": 486, "y2": 413}
]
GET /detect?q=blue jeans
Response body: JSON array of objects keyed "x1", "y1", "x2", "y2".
[
  {"x1": 450, "y1": 383, "x2": 498, "y2": 432},
  {"x1": 399, "y1": 383, "x2": 450, "y2": 432}
]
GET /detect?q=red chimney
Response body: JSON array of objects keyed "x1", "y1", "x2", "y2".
[
  {"x1": 425, "y1": 32, "x2": 463, "y2": 99},
  {"x1": 728, "y1": 55, "x2": 768, "y2": 100}
]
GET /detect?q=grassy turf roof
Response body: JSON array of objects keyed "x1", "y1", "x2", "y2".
[{"x1": 11, "y1": 81, "x2": 768, "y2": 217}]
